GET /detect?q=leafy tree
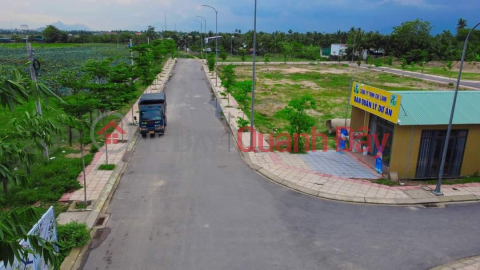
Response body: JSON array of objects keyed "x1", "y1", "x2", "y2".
[
  {"x1": 221, "y1": 65, "x2": 236, "y2": 106},
  {"x1": 283, "y1": 95, "x2": 316, "y2": 152},
  {"x1": 281, "y1": 42, "x2": 294, "y2": 63},
  {"x1": 410, "y1": 61, "x2": 415, "y2": 71},
  {"x1": 131, "y1": 44, "x2": 155, "y2": 86},
  {"x1": 239, "y1": 49, "x2": 247, "y2": 62},
  {"x1": 391, "y1": 19, "x2": 432, "y2": 58},
  {"x1": 233, "y1": 80, "x2": 252, "y2": 117},
  {"x1": 219, "y1": 46, "x2": 228, "y2": 60},
  {"x1": 207, "y1": 53, "x2": 216, "y2": 72},
  {"x1": 457, "y1": 18, "x2": 467, "y2": 34},
  {"x1": 357, "y1": 59, "x2": 361, "y2": 66},
  {"x1": 43, "y1": 25, "x2": 67, "y2": 43}
]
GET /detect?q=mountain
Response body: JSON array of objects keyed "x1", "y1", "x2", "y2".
[{"x1": 42, "y1": 21, "x2": 91, "y2": 31}]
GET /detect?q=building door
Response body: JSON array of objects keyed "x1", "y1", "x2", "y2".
[
  {"x1": 368, "y1": 115, "x2": 395, "y2": 166},
  {"x1": 415, "y1": 130, "x2": 468, "y2": 178}
]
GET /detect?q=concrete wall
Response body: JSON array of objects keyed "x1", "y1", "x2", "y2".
[
  {"x1": 351, "y1": 106, "x2": 370, "y2": 131},
  {"x1": 390, "y1": 124, "x2": 480, "y2": 179}
]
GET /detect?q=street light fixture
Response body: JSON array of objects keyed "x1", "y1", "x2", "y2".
[
  {"x1": 201, "y1": 4, "x2": 218, "y2": 87},
  {"x1": 433, "y1": 21, "x2": 480, "y2": 196},
  {"x1": 194, "y1": 20, "x2": 203, "y2": 58},
  {"x1": 197, "y1": 16, "x2": 207, "y2": 57},
  {"x1": 250, "y1": 0, "x2": 258, "y2": 148}
]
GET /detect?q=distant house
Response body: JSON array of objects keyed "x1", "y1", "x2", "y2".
[
  {"x1": 135, "y1": 32, "x2": 142, "y2": 36},
  {"x1": 330, "y1": 44, "x2": 348, "y2": 56}
]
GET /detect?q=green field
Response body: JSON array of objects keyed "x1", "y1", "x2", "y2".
[{"x1": 215, "y1": 54, "x2": 323, "y2": 63}]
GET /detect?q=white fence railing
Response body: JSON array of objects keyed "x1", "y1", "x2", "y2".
[{"x1": 1, "y1": 206, "x2": 57, "y2": 270}]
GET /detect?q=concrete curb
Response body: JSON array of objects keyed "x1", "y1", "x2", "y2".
[
  {"x1": 430, "y1": 254, "x2": 480, "y2": 270},
  {"x1": 59, "y1": 59, "x2": 177, "y2": 270},
  {"x1": 203, "y1": 59, "x2": 480, "y2": 206}
]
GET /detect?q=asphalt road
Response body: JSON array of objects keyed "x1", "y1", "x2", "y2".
[
  {"x1": 362, "y1": 65, "x2": 480, "y2": 90},
  {"x1": 82, "y1": 59, "x2": 480, "y2": 270}
]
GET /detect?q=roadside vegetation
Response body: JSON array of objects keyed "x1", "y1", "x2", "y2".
[
  {"x1": 221, "y1": 64, "x2": 456, "y2": 148},
  {"x1": 0, "y1": 33, "x2": 177, "y2": 268}
]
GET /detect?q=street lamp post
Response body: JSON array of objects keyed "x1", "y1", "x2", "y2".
[
  {"x1": 197, "y1": 16, "x2": 207, "y2": 58},
  {"x1": 433, "y1": 21, "x2": 480, "y2": 196},
  {"x1": 250, "y1": 0, "x2": 258, "y2": 149},
  {"x1": 195, "y1": 20, "x2": 203, "y2": 58},
  {"x1": 202, "y1": 4, "x2": 218, "y2": 87},
  {"x1": 231, "y1": 35, "x2": 234, "y2": 58},
  {"x1": 351, "y1": 34, "x2": 356, "y2": 63}
]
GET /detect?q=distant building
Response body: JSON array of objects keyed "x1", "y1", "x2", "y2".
[
  {"x1": 330, "y1": 44, "x2": 347, "y2": 56},
  {"x1": 135, "y1": 32, "x2": 142, "y2": 36}
]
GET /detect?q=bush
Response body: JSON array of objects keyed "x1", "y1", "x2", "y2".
[
  {"x1": 237, "y1": 118, "x2": 250, "y2": 130},
  {"x1": 264, "y1": 53, "x2": 270, "y2": 64},
  {"x1": 239, "y1": 49, "x2": 246, "y2": 62},
  {"x1": 385, "y1": 56, "x2": 393, "y2": 66},
  {"x1": 219, "y1": 47, "x2": 228, "y2": 60},
  {"x1": 57, "y1": 222, "x2": 91, "y2": 258},
  {"x1": 374, "y1": 58, "x2": 383, "y2": 67},
  {"x1": 89, "y1": 143, "x2": 99, "y2": 154}
]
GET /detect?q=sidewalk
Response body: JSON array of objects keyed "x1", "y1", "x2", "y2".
[
  {"x1": 431, "y1": 255, "x2": 480, "y2": 270},
  {"x1": 59, "y1": 58, "x2": 176, "y2": 203},
  {"x1": 203, "y1": 60, "x2": 480, "y2": 205}
]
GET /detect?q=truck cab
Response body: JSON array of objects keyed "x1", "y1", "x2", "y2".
[{"x1": 139, "y1": 93, "x2": 167, "y2": 137}]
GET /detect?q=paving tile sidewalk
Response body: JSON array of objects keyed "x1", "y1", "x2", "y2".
[
  {"x1": 59, "y1": 59, "x2": 176, "y2": 203},
  {"x1": 204, "y1": 60, "x2": 480, "y2": 205},
  {"x1": 431, "y1": 255, "x2": 480, "y2": 270}
]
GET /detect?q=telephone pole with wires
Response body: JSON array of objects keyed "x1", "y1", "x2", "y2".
[{"x1": 27, "y1": 42, "x2": 49, "y2": 159}]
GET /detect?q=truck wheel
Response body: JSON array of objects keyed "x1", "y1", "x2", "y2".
[
  {"x1": 165, "y1": 117, "x2": 167, "y2": 127},
  {"x1": 141, "y1": 133, "x2": 147, "y2": 138}
]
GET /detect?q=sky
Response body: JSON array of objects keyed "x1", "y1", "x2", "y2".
[{"x1": 0, "y1": 0, "x2": 479, "y2": 34}]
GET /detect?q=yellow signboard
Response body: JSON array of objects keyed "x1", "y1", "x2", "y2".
[{"x1": 350, "y1": 82, "x2": 402, "y2": 123}]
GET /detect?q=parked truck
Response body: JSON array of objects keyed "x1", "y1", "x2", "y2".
[{"x1": 138, "y1": 93, "x2": 167, "y2": 137}]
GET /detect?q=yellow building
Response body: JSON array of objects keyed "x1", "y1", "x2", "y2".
[{"x1": 350, "y1": 84, "x2": 480, "y2": 180}]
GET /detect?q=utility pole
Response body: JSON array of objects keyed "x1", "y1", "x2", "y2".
[
  {"x1": 165, "y1": 11, "x2": 167, "y2": 31},
  {"x1": 231, "y1": 35, "x2": 234, "y2": 58},
  {"x1": 27, "y1": 42, "x2": 49, "y2": 159},
  {"x1": 130, "y1": 39, "x2": 134, "y2": 65},
  {"x1": 202, "y1": 5, "x2": 218, "y2": 86},
  {"x1": 433, "y1": 21, "x2": 480, "y2": 195},
  {"x1": 250, "y1": 0, "x2": 257, "y2": 149}
]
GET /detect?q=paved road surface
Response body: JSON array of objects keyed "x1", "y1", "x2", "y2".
[{"x1": 81, "y1": 59, "x2": 480, "y2": 270}]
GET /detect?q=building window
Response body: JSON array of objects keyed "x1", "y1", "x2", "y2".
[{"x1": 415, "y1": 130, "x2": 468, "y2": 179}]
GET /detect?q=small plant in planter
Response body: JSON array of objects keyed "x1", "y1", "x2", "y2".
[
  {"x1": 237, "y1": 117, "x2": 250, "y2": 131},
  {"x1": 98, "y1": 164, "x2": 115, "y2": 170},
  {"x1": 220, "y1": 92, "x2": 228, "y2": 99},
  {"x1": 75, "y1": 202, "x2": 88, "y2": 210}
]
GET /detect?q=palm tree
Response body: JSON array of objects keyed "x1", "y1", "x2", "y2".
[{"x1": 457, "y1": 18, "x2": 467, "y2": 34}]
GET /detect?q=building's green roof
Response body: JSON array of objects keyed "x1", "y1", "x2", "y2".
[{"x1": 391, "y1": 91, "x2": 480, "y2": 126}]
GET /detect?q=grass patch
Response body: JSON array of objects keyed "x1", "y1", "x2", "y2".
[
  {"x1": 394, "y1": 65, "x2": 480, "y2": 81},
  {"x1": 0, "y1": 147, "x2": 93, "y2": 208},
  {"x1": 372, "y1": 179, "x2": 398, "y2": 186},
  {"x1": 423, "y1": 177, "x2": 480, "y2": 185},
  {"x1": 98, "y1": 164, "x2": 115, "y2": 170},
  {"x1": 57, "y1": 222, "x2": 91, "y2": 259}
]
